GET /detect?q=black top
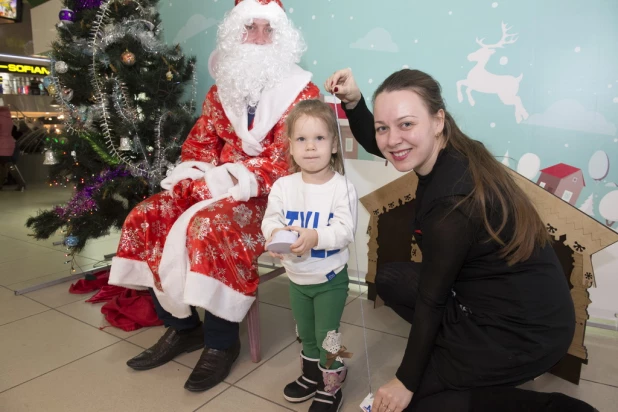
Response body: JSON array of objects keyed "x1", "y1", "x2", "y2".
[{"x1": 344, "y1": 96, "x2": 575, "y2": 391}]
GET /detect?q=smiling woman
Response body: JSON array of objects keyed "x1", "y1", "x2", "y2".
[{"x1": 324, "y1": 68, "x2": 596, "y2": 412}]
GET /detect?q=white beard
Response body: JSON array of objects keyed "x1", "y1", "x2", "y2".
[{"x1": 214, "y1": 43, "x2": 294, "y2": 117}]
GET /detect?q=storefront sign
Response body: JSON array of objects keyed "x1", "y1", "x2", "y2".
[{"x1": 0, "y1": 62, "x2": 50, "y2": 75}]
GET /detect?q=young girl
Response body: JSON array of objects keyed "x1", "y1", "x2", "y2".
[{"x1": 262, "y1": 99, "x2": 357, "y2": 412}]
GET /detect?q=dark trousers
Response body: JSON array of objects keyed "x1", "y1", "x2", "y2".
[
  {"x1": 149, "y1": 289, "x2": 239, "y2": 350},
  {"x1": 375, "y1": 262, "x2": 595, "y2": 412}
]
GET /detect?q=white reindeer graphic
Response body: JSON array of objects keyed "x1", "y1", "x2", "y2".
[{"x1": 457, "y1": 22, "x2": 529, "y2": 123}]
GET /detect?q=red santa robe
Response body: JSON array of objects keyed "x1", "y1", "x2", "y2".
[{"x1": 110, "y1": 65, "x2": 319, "y2": 322}]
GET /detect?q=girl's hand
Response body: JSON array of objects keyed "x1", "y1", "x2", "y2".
[
  {"x1": 266, "y1": 228, "x2": 285, "y2": 259},
  {"x1": 372, "y1": 378, "x2": 414, "y2": 412},
  {"x1": 287, "y1": 226, "x2": 318, "y2": 255},
  {"x1": 324, "y1": 68, "x2": 362, "y2": 109}
]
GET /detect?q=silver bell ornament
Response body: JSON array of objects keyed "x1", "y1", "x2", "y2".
[
  {"x1": 43, "y1": 150, "x2": 59, "y2": 165},
  {"x1": 119, "y1": 137, "x2": 132, "y2": 151}
]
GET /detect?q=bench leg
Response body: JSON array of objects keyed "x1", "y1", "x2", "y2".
[{"x1": 247, "y1": 292, "x2": 261, "y2": 363}]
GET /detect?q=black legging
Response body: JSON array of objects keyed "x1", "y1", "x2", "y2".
[{"x1": 375, "y1": 262, "x2": 596, "y2": 412}]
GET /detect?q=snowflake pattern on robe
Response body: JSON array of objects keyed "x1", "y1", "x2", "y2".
[
  {"x1": 119, "y1": 228, "x2": 143, "y2": 253},
  {"x1": 241, "y1": 233, "x2": 258, "y2": 251},
  {"x1": 113, "y1": 82, "x2": 320, "y2": 307},
  {"x1": 159, "y1": 198, "x2": 176, "y2": 219},
  {"x1": 233, "y1": 204, "x2": 253, "y2": 228}
]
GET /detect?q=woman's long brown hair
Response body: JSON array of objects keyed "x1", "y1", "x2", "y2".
[{"x1": 374, "y1": 69, "x2": 549, "y2": 265}]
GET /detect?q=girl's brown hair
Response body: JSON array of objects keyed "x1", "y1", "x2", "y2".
[
  {"x1": 374, "y1": 69, "x2": 549, "y2": 265},
  {"x1": 285, "y1": 99, "x2": 345, "y2": 175}
]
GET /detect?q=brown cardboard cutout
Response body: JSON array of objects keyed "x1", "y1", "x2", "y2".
[{"x1": 359, "y1": 168, "x2": 618, "y2": 384}]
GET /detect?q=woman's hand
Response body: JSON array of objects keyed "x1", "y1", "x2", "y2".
[
  {"x1": 324, "y1": 68, "x2": 362, "y2": 109},
  {"x1": 266, "y1": 228, "x2": 285, "y2": 259},
  {"x1": 372, "y1": 378, "x2": 414, "y2": 412},
  {"x1": 287, "y1": 226, "x2": 318, "y2": 255}
]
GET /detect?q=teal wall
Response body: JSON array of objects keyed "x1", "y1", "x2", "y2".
[{"x1": 159, "y1": 0, "x2": 618, "y2": 227}]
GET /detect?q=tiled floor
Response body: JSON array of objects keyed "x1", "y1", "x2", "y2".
[{"x1": 1, "y1": 186, "x2": 617, "y2": 411}]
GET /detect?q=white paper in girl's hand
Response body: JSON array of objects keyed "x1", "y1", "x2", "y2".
[
  {"x1": 360, "y1": 392, "x2": 374, "y2": 411},
  {"x1": 266, "y1": 230, "x2": 299, "y2": 254}
]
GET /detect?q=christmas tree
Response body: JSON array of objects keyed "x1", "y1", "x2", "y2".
[
  {"x1": 26, "y1": 0, "x2": 197, "y2": 255},
  {"x1": 578, "y1": 194, "x2": 594, "y2": 217}
]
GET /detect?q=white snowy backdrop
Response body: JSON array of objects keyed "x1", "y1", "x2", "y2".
[{"x1": 158, "y1": 0, "x2": 618, "y2": 321}]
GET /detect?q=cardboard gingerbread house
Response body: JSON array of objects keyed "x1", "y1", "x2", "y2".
[
  {"x1": 360, "y1": 168, "x2": 618, "y2": 384},
  {"x1": 537, "y1": 163, "x2": 586, "y2": 206}
]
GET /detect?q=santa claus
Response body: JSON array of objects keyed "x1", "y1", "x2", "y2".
[{"x1": 109, "y1": 0, "x2": 319, "y2": 392}]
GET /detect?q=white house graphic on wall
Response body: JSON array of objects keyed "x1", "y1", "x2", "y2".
[
  {"x1": 457, "y1": 22, "x2": 529, "y2": 123},
  {"x1": 537, "y1": 163, "x2": 586, "y2": 206}
]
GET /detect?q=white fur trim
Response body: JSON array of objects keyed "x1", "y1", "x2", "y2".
[
  {"x1": 156, "y1": 163, "x2": 258, "y2": 318},
  {"x1": 160, "y1": 161, "x2": 215, "y2": 191},
  {"x1": 183, "y1": 271, "x2": 256, "y2": 322},
  {"x1": 108, "y1": 256, "x2": 152, "y2": 290},
  {"x1": 221, "y1": 64, "x2": 312, "y2": 156},
  {"x1": 205, "y1": 166, "x2": 235, "y2": 197},
  {"x1": 232, "y1": 0, "x2": 287, "y2": 26},
  {"x1": 226, "y1": 163, "x2": 259, "y2": 200},
  {"x1": 157, "y1": 195, "x2": 226, "y2": 318}
]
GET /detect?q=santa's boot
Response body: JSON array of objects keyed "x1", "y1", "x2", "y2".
[
  {"x1": 309, "y1": 363, "x2": 347, "y2": 412},
  {"x1": 283, "y1": 352, "x2": 321, "y2": 403}
]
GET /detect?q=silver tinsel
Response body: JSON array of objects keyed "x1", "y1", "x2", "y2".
[
  {"x1": 112, "y1": 79, "x2": 139, "y2": 123},
  {"x1": 95, "y1": 19, "x2": 182, "y2": 61}
]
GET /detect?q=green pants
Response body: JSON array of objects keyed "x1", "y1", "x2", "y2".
[{"x1": 289, "y1": 266, "x2": 349, "y2": 370}]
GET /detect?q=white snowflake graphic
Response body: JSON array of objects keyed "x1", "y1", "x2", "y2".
[
  {"x1": 196, "y1": 185, "x2": 211, "y2": 200},
  {"x1": 152, "y1": 221, "x2": 168, "y2": 238},
  {"x1": 136, "y1": 201, "x2": 155, "y2": 213},
  {"x1": 233, "y1": 204, "x2": 253, "y2": 228},
  {"x1": 192, "y1": 250, "x2": 203, "y2": 265},
  {"x1": 241, "y1": 233, "x2": 258, "y2": 251},
  {"x1": 148, "y1": 241, "x2": 163, "y2": 263},
  {"x1": 213, "y1": 214, "x2": 231, "y2": 231},
  {"x1": 237, "y1": 265, "x2": 249, "y2": 281},
  {"x1": 159, "y1": 198, "x2": 176, "y2": 219},
  {"x1": 119, "y1": 228, "x2": 143, "y2": 252},
  {"x1": 205, "y1": 245, "x2": 219, "y2": 261}
]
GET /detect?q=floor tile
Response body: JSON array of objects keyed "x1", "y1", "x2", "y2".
[
  {"x1": 180, "y1": 302, "x2": 297, "y2": 383},
  {"x1": 196, "y1": 386, "x2": 292, "y2": 412},
  {"x1": 236, "y1": 322, "x2": 408, "y2": 412},
  {"x1": 57, "y1": 298, "x2": 151, "y2": 339},
  {"x1": 0, "y1": 251, "x2": 100, "y2": 287},
  {"x1": 0, "y1": 236, "x2": 57, "y2": 264},
  {"x1": 0, "y1": 341, "x2": 228, "y2": 412},
  {"x1": 76, "y1": 236, "x2": 120, "y2": 261},
  {"x1": 128, "y1": 303, "x2": 298, "y2": 384},
  {"x1": 0, "y1": 310, "x2": 120, "y2": 392},
  {"x1": 23, "y1": 280, "x2": 97, "y2": 308},
  {"x1": 340, "y1": 296, "x2": 411, "y2": 338},
  {"x1": 0, "y1": 286, "x2": 49, "y2": 326},
  {"x1": 520, "y1": 373, "x2": 617, "y2": 411},
  {"x1": 581, "y1": 328, "x2": 618, "y2": 387},
  {"x1": 6, "y1": 268, "x2": 104, "y2": 294}
]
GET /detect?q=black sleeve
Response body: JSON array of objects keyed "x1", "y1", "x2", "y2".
[
  {"x1": 395, "y1": 198, "x2": 475, "y2": 392},
  {"x1": 342, "y1": 95, "x2": 384, "y2": 158}
]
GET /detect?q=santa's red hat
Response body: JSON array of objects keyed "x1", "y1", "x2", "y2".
[
  {"x1": 235, "y1": 0, "x2": 284, "y2": 8},
  {"x1": 231, "y1": 0, "x2": 287, "y2": 23}
]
